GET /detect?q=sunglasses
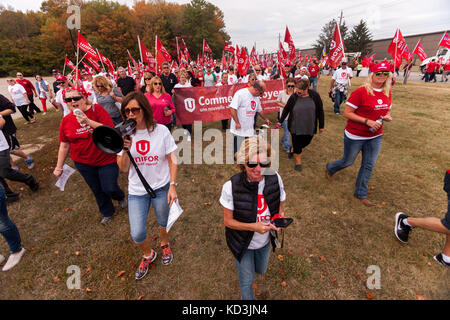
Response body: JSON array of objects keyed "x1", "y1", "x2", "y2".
[
  {"x1": 287, "y1": 85, "x2": 295, "y2": 88},
  {"x1": 162, "y1": 67, "x2": 169, "y2": 69},
  {"x1": 64, "y1": 96, "x2": 83, "y2": 103},
  {"x1": 144, "y1": 78, "x2": 152, "y2": 80},
  {"x1": 254, "y1": 69, "x2": 261, "y2": 72},
  {"x1": 375, "y1": 71, "x2": 390, "y2": 76},
  {"x1": 246, "y1": 161, "x2": 271, "y2": 168},
  {"x1": 153, "y1": 82, "x2": 162, "y2": 85},
  {"x1": 96, "y1": 85, "x2": 104, "y2": 88},
  {"x1": 124, "y1": 107, "x2": 141, "y2": 115}
]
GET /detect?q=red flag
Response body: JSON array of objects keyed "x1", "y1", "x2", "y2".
[
  {"x1": 387, "y1": 29, "x2": 406, "y2": 67},
  {"x1": 65, "y1": 56, "x2": 76, "y2": 70},
  {"x1": 82, "y1": 62, "x2": 93, "y2": 74},
  {"x1": 284, "y1": 26, "x2": 296, "y2": 60},
  {"x1": 139, "y1": 39, "x2": 155, "y2": 66},
  {"x1": 438, "y1": 32, "x2": 450, "y2": 49},
  {"x1": 203, "y1": 39, "x2": 212, "y2": 54},
  {"x1": 235, "y1": 45, "x2": 240, "y2": 58},
  {"x1": 97, "y1": 50, "x2": 115, "y2": 73},
  {"x1": 127, "y1": 61, "x2": 132, "y2": 76},
  {"x1": 237, "y1": 48, "x2": 249, "y2": 76},
  {"x1": 279, "y1": 42, "x2": 287, "y2": 61},
  {"x1": 327, "y1": 23, "x2": 345, "y2": 68},
  {"x1": 181, "y1": 39, "x2": 191, "y2": 61},
  {"x1": 127, "y1": 50, "x2": 140, "y2": 72},
  {"x1": 224, "y1": 42, "x2": 235, "y2": 53},
  {"x1": 402, "y1": 45, "x2": 412, "y2": 60},
  {"x1": 222, "y1": 54, "x2": 227, "y2": 70},
  {"x1": 171, "y1": 60, "x2": 178, "y2": 70},
  {"x1": 85, "y1": 54, "x2": 101, "y2": 72},
  {"x1": 77, "y1": 32, "x2": 98, "y2": 59},
  {"x1": 297, "y1": 50, "x2": 302, "y2": 60},
  {"x1": 412, "y1": 41, "x2": 427, "y2": 61},
  {"x1": 156, "y1": 36, "x2": 171, "y2": 63}
]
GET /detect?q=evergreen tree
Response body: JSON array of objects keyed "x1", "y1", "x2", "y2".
[{"x1": 346, "y1": 19, "x2": 372, "y2": 55}]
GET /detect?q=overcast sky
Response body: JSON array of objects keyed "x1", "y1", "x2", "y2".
[{"x1": 2, "y1": 0, "x2": 449, "y2": 52}]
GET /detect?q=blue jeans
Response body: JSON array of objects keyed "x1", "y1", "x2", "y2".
[
  {"x1": 128, "y1": 183, "x2": 170, "y2": 243},
  {"x1": 234, "y1": 241, "x2": 271, "y2": 300},
  {"x1": 327, "y1": 135, "x2": 382, "y2": 199},
  {"x1": 0, "y1": 185, "x2": 22, "y2": 254},
  {"x1": 281, "y1": 120, "x2": 291, "y2": 151},
  {"x1": 334, "y1": 90, "x2": 345, "y2": 114},
  {"x1": 74, "y1": 161, "x2": 125, "y2": 217},
  {"x1": 309, "y1": 76, "x2": 318, "y2": 91}
]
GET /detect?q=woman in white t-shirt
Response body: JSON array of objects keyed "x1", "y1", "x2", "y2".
[
  {"x1": 6, "y1": 78, "x2": 34, "y2": 124},
  {"x1": 220, "y1": 136, "x2": 287, "y2": 300},
  {"x1": 174, "y1": 70, "x2": 192, "y2": 140},
  {"x1": 117, "y1": 91, "x2": 178, "y2": 281}
]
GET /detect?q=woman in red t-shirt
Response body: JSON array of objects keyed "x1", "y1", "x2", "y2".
[
  {"x1": 53, "y1": 87, "x2": 126, "y2": 224},
  {"x1": 326, "y1": 62, "x2": 393, "y2": 207}
]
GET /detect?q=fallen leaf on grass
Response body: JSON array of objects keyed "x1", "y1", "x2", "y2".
[
  {"x1": 85, "y1": 287, "x2": 92, "y2": 292},
  {"x1": 416, "y1": 295, "x2": 425, "y2": 300},
  {"x1": 331, "y1": 211, "x2": 338, "y2": 215},
  {"x1": 117, "y1": 270, "x2": 126, "y2": 277},
  {"x1": 288, "y1": 250, "x2": 293, "y2": 255},
  {"x1": 366, "y1": 291, "x2": 374, "y2": 299},
  {"x1": 54, "y1": 250, "x2": 59, "y2": 254},
  {"x1": 252, "y1": 283, "x2": 258, "y2": 290},
  {"x1": 277, "y1": 255, "x2": 284, "y2": 261},
  {"x1": 330, "y1": 278, "x2": 337, "y2": 283},
  {"x1": 309, "y1": 254, "x2": 316, "y2": 258},
  {"x1": 204, "y1": 202, "x2": 212, "y2": 207},
  {"x1": 427, "y1": 262, "x2": 432, "y2": 266},
  {"x1": 320, "y1": 274, "x2": 325, "y2": 280},
  {"x1": 320, "y1": 256, "x2": 327, "y2": 262},
  {"x1": 53, "y1": 276, "x2": 60, "y2": 282},
  {"x1": 355, "y1": 272, "x2": 360, "y2": 279},
  {"x1": 281, "y1": 281, "x2": 287, "y2": 287},
  {"x1": 137, "y1": 294, "x2": 146, "y2": 300},
  {"x1": 414, "y1": 175, "x2": 423, "y2": 179},
  {"x1": 255, "y1": 291, "x2": 261, "y2": 296},
  {"x1": 82, "y1": 266, "x2": 91, "y2": 276},
  {"x1": 278, "y1": 269, "x2": 285, "y2": 275},
  {"x1": 75, "y1": 251, "x2": 80, "y2": 256}
]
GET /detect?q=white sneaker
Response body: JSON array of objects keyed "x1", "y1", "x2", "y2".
[
  {"x1": 0, "y1": 254, "x2": 4, "y2": 264},
  {"x1": 2, "y1": 248, "x2": 26, "y2": 271}
]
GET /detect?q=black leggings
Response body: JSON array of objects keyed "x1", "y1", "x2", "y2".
[
  {"x1": 27, "y1": 94, "x2": 41, "y2": 114},
  {"x1": 291, "y1": 134, "x2": 313, "y2": 154},
  {"x1": 17, "y1": 105, "x2": 34, "y2": 122}
]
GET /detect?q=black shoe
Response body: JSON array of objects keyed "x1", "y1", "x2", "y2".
[
  {"x1": 394, "y1": 212, "x2": 411, "y2": 243},
  {"x1": 6, "y1": 192, "x2": 19, "y2": 204},
  {"x1": 433, "y1": 253, "x2": 450, "y2": 267},
  {"x1": 294, "y1": 164, "x2": 302, "y2": 171},
  {"x1": 25, "y1": 175, "x2": 39, "y2": 192}
]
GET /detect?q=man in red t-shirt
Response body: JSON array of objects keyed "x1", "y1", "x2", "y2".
[
  {"x1": 15, "y1": 72, "x2": 41, "y2": 115},
  {"x1": 441, "y1": 60, "x2": 450, "y2": 82},
  {"x1": 425, "y1": 59, "x2": 437, "y2": 82},
  {"x1": 308, "y1": 60, "x2": 320, "y2": 91}
]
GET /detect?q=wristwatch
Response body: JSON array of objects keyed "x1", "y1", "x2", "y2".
[{"x1": 170, "y1": 182, "x2": 178, "y2": 186}]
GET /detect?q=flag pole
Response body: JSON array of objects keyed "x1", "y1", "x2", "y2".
[
  {"x1": 138, "y1": 35, "x2": 143, "y2": 65},
  {"x1": 63, "y1": 55, "x2": 67, "y2": 76},
  {"x1": 405, "y1": 39, "x2": 421, "y2": 84},
  {"x1": 155, "y1": 36, "x2": 158, "y2": 75},
  {"x1": 176, "y1": 36, "x2": 180, "y2": 63},
  {"x1": 76, "y1": 30, "x2": 81, "y2": 86},
  {"x1": 393, "y1": 28, "x2": 398, "y2": 75},
  {"x1": 96, "y1": 48, "x2": 106, "y2": 73}
]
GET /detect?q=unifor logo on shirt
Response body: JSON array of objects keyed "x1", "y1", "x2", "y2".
[
  {"x1": 256, "y1": 195, "x2": 270, "y2": 222},
  {"x1": 134, "y1": 140, "x2": 159, "y2": 165},
  {"x1": 136, "y1": 140, "x2": 150, "y2": 155},
  {"x1": 341, "y1": 72, "x2": 347, "y2": 77},
  {"x1": 250, "y1": 100, "x2": 257, "y2": 110}
]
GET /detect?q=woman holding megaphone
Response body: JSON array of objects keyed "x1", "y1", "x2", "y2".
[
  {"x1": 53, "y1": 87, "x2": 126, "y2": 225},
  {"x1": 117, "y1": 91, "x2": 178, "y2": 281}
]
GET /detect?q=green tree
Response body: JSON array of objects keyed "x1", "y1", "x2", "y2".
[{"x1": 346, "y1": 19, "x2": 372, "y2": 56}]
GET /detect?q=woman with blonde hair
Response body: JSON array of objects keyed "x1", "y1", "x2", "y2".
[
  {"x1": 220, "y1": 136, "x2": 287, "y2": 300},
  {"x1": 140, "y1": 72, "x2": 155, "y2": 94},
  {"x1": 145, "y1": 76, "x2": 175, "y2": 131},
  {"x1": 326, "y1": 62, "x2": 393, "y2": 207},
  {"x1": 93, "y1": 76, "x2": 124, "y2": 125}
]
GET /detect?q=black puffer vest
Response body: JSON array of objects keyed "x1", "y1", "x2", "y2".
[{"x1": 226, "y1": 170, "x2": 280, "y2": 262}]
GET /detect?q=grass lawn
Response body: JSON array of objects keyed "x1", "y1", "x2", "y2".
[{"x1": 0, "y1": 76, "x2": 449, "y2": 300}]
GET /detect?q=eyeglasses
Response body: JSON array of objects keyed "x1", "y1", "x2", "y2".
[
  {"x1": 246, "y1": 161, "x2": 271, "y2": 168},
  {"x1": 64, "y1": 96, "x2": 83, "y2": 103},
  {"x1": 375, "y1": 71, "x2": 390, "y2": 76},
  {"x1": 124, "y1": 107, "x2": 141, "y2": 115},
  {"x1": 153, "y1": 82, "x2": 162, "y2": 85}
]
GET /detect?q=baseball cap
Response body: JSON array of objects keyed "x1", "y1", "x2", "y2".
[
  {"x1": 52, "y1": 69, "x2": 58, "y2": 74},
  {"x1": 370, "y1": 62, "x2": 391, "y2": 73}
]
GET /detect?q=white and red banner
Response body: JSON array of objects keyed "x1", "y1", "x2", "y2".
[
  {"x1": 173, "y1": 80, "x2": 284, "y2": 125},
  {"x1": 438, "y1": 32, "x2": 450, "y2": 49},
  {"x1": 77, "y1": 32, "x2": 98, "y2": 59},
  {"x1": 327, "y1": 23, "x2": 345, "y2": 68},
  {"x1": 412, "y1": 41, "x2": 427, "y2": 61}
]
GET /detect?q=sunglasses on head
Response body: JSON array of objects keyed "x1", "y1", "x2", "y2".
[
  {"x1": 246, "y1": 160, "x2": 271, "y2": 168},
  {"x1": 375, "y1": 71, "x2": 390, "y2": 76},
  {"x1": 64, "y1": 96, "x2": 83, "y2": 103},
  {"x1": 124, "y1": 107, "x2": 141, "y2": 115}
]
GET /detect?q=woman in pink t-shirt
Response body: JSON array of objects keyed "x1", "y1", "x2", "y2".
[{"x1": 144, "y1": 76, "x2": 175, "y2": 131}]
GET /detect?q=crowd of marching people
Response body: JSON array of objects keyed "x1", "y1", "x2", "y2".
[{"x1": 1, "y1": 54, "x2": 449, "y2": 299}]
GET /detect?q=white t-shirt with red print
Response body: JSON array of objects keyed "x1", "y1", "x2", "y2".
[
  {"x1": 8, "y1": 84, "x2": 28, "y2": 106},
  {"x1": 219, "y1": 173, "x2": 286, "y2": 250},
  {"x1": 119, "y1": 124, "x2": 177, "y2": 195},
  {"x1": 345, "y1": 87, "x2": 392, "y2": 140},
  {"x1": 229, "y1": 88, "x2": 262, "y2": 137},
  {"x1": 332, "y1": 67, "x2": 353, "y2": 84}
]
